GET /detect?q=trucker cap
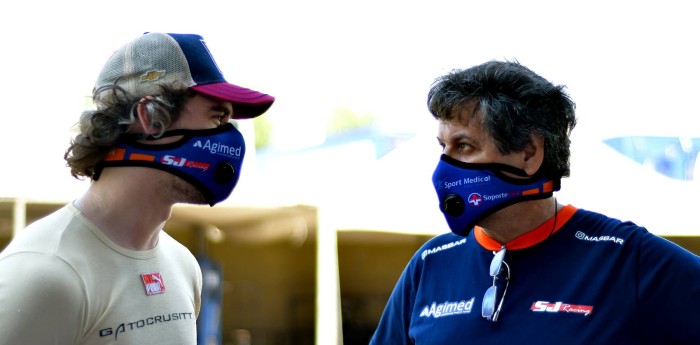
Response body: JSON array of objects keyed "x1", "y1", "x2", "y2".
[{"x1": 94, "y1": 32, "x2": 275, "y2": 119}]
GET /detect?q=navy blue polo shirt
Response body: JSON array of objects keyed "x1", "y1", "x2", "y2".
[{"x1": 370, "y1": 205, "x2": 700, "y2": 344}]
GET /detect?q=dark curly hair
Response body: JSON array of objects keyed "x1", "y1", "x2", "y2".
[{"x1": 427, "y1": 60, "x2": 577, "y2": 178}]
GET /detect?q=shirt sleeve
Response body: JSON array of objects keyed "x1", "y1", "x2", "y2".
[
  {"x1": 635, "y1": 232, "x2": 700, "y2": 344},
  {"x1": 0, "y1": 252, "x2": 86, "y2": 345},
  {"x1": 194, "y1": 261, "x2": 203, "y2": 318}
]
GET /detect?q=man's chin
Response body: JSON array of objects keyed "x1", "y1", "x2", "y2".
[{"x1": 178, "y1": 193, "x2": 209, "y2": 206}]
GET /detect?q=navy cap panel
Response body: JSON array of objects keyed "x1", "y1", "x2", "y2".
[{"x1": 167, "y1": 33, "x2": 225, "y2": 85}]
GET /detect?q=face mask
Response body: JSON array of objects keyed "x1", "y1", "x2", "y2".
[
  {"x1": 98, "y1": 123, "x2": 246, "y2": 206},
  {"x1": 432, "y1": 154, "x2": 560, "y2": 236}
]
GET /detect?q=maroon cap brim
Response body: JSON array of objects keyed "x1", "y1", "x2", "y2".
[{"x1": 191, "y1": 83, "x2": 275, "y2": 119}]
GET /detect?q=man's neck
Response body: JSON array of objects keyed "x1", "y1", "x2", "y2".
[
  {"x1": 478, "y1": 197, "x2": 559, "y2": 245},
  {"x1": 74, "y1": 168, "x2": 173, "y2": 251}
]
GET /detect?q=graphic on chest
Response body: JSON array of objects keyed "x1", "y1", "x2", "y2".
[{"x1": 141, "y1": 272, "x2": 166, "y2": 295}]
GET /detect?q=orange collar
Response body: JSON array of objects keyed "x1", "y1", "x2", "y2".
[{"x1": 474, "y1": 204, "x2": 577, "y2": 251}]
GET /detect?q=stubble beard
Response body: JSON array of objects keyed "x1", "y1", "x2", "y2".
[{"x1": 164, "y1": 174, "x2": 209, "y2": 206}]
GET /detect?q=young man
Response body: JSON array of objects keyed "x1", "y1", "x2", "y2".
[
  {"x1": 370, "y1": 61, "x2": 700, "y2": 344},
  {"x1": 0, "y1": 32, "x2": 274, "y2": 344}
]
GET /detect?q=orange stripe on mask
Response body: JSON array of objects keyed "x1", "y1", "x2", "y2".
[
  {"x1": 543, "y1": 181, "x2": 554, "y2": 193},
  {"x1": 129, "y1": 153, "x2": 156, "y2": 161},
  {"x1": 104, "y1": 148, "x2": 126, "y2": 161},
  {"x1": 522, "y1": 187, "x2": 540, "y2": 196}
]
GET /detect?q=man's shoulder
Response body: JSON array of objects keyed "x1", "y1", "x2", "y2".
[
  {"x1": 421, "y1": 232, "x2": 469, "y2": 247},
  {"x1": 158, "y1": 230, "x2": 197, "y2": 257},
  {"x1": 0, "y1": 204, "x2": 76, "y2": 258},
  {"x1": 157, "y1": 230, "x2": 201, "y2": 272},
  {"x1": 566, "y1": 208, "x2": 649, "y2": 239},
  {"x1": 0, "y1": 250, "x2": 86, "y2": 308},
  {"x1": 414, "y1": 232, "x2": 472, "y2": 262},
  {"x1": 564, "y1": 208, "x2": 695, "y2": 257}
]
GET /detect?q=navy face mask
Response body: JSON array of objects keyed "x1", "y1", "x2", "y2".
[
  {"x1": 98, "y1": 123, "x2": 246, "y2": 206},
  {"x1": 432, "y1": 154, "x2": 560, "y2": 236}
]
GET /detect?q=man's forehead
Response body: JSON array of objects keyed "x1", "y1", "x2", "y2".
[{"x1": 450, "y1": 100, "x2": 483, "y2": 125}]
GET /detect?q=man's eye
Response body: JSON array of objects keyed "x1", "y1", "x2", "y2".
[{"x1": 459, "y1": 143, "x2": 472, "y2": 150}]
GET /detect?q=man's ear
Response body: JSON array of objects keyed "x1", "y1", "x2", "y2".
[
  {"x1": 135, "y1": 96, "x2": 159, "y2": 135},
  {"x1": 523, "y1": 132, "x2": 545, "y2": 176}
]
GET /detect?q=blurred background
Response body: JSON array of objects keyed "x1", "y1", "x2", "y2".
[{"x1": 1, "y1": 1, "x2": 699, "y2": 344}]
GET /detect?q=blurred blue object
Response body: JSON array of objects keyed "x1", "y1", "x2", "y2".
[
  {"x1": 603, "y1": 136, "x2": 700, "y2": 181},
  {"x1": 197, "y1": 256, "x2": 223, "y2": 345}
]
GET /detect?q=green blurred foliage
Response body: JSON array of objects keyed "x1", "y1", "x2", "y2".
[{"x1": 253, "y1": 116, "x2": 273, "y2": 149}]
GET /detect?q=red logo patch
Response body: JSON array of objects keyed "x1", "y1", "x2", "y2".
[
  {"x1": 531, "y1": 301, "x2": 593, "y2": 316},
  {"x1": 141, "y1": 272, "x2": 166, "y2": 295}
]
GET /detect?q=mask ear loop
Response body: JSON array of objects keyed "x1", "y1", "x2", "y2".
[{"x1": 549, "y1": 196, "x2": 558, "y2": 238}]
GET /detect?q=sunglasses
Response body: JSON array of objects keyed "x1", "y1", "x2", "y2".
[{"x1": 481, "y1": 246, "x2": 510, "y2": 322}]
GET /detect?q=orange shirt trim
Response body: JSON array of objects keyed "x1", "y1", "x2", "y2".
[{"x1": 474, "y1": 204, "x2": 578, "y2": 251}]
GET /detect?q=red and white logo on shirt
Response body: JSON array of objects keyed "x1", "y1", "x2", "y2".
[
  {"x1": 531, "y1": 301, "x2": 593, "y2": 316},
  {"x1": 141, "y1": 272, "x2": 166, "y2": 295}
]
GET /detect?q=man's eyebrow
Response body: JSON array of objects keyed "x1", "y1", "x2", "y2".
[{"x1": 447, "y1": 132, "x2": 475, "y2": 142}]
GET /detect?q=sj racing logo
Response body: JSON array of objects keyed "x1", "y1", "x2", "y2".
[
  {"x1": 161, "y1": 155, "x2": 210, "y2": 171},
  {"x1": 141, "y1": 273, "x2": 166, "y2": 295},
  {"x1": 531, "y1": 301, "x2": 593, "y2": 316}
]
